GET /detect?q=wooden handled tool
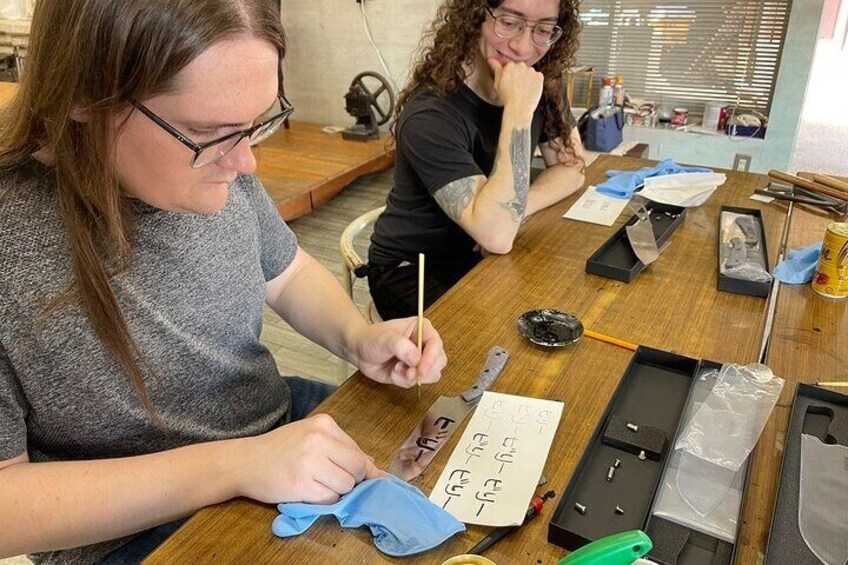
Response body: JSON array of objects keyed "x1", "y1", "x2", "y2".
[
  {"x1": 812, "y1": 174, "x2": 848, "y2": 194},
  {"x1": 754, "y1": 189, "x2": 841, "y2": 208},
  {"x1": 768, "y1": 170, "x2": 848, "y2": 202}
]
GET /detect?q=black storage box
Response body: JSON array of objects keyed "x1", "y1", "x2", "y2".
[
  {"x1": 549, "y1": 349, "x2": 748, "y2": 564},
  {"x1": 717, "y1": 206, "x2": 772, "y2": 298},
  {"x1": 586, "y1": 203, "x2": 687, "y2": 283},
  {"x1": 763, "y1": 384, "x2": 848, "y2": 564}
]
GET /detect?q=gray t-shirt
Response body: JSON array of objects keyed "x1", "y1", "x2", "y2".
[{"x1": 0, "y1": 159, "x2": 298, "y2": 563}]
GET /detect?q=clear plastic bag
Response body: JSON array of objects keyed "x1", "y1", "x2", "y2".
[
  {"x1": 652, "y1": 368, "x2": 746, "y2": 540},
  {"x1": 674, "y1": 363, "x2": 783, "y2": 471},
  {"x1": 719, "y1": 211, "x2": 773, "y2": 283}
]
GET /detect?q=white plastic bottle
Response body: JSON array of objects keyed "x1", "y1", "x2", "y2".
[{"x1": 599, "y1": 77, "x2": 613, "y2": 108}]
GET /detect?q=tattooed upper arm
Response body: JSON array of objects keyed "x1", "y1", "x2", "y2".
[{"x1": 433, "y1": 176, "x2": 481, "y2": 223}]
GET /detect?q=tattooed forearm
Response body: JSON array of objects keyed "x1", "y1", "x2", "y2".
[
  {"x1": 499, "y1": 127, "x2": 531, "y2": 220},
  {"x1": 434, "y1": 176, "x2": 476, "y2": 222}
]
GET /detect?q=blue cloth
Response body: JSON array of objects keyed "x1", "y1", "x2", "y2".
[
  {"x1": 597, "y1": 158, "x2": 712, "y2": 199},
  {"x1": 272, "y1": 474, "x2": 465, "y2": 556},
  {"x1": 774, "y1": 242, "x2": 823, "y2": 284}
]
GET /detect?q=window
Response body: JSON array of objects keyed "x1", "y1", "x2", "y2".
[{"x1": 575, "y1": 1, "x2": 792, "y2": 117}]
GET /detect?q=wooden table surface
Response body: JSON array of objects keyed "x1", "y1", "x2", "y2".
[
  {"x1": 255, "y1": 120, "x2": 394, "y2": 220},
  {"x1": 0, "y1": 80, "x2": 17, "y2": 107},
  {"x1": 739, "y1": 184, "x2": 847, "y2": 564},
  {"x1": 146, "y1": 155, "x2": 793, "y2": 564}
]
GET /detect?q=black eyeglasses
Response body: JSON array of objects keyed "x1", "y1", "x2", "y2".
[
  {"x1": 485, "y1": 7, "x2": 563, "y2": 47},
  {"x1": 133, "y1": 94, "x2": 294, "y2": 168}
]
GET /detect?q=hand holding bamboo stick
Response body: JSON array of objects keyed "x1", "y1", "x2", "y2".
[{"x1": 417, "y1": 253, "x2": 425, "y2": 401}]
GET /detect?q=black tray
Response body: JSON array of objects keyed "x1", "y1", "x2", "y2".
[
  {"x1": 586, "y1": 202, "x2": 687, "y2": 283},
  {"x1": 717, "y1": 206, "x2": 772, "y2": 298},
  {"x1": 549, "y1": 354, "x2": 749, "y2": 565},
  {"x1": 764, "y1": 384, "x2": 848, "y2": 564},
  {"x1": 548, "y1": 347, "x2": 699, "y2": 550}
]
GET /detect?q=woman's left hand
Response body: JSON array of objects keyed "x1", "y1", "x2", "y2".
[{"x1": 347, "y1": 317, "x2": 447, "y2": 388}]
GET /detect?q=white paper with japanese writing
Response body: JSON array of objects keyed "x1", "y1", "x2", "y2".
[
  {"x1": 428, "y1": 391, "x2": 564, "y2": 526},
  {"x1": 562, "y1": 185, "x2": 630, "y2": 226}
]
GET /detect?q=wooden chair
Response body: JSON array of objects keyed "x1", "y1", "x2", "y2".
[
  {"x1": 340, "y1": 205, "x2": 385, "y2": 321},
  {"x1": 337, "y1": 205, "x2": 385, "y2": 380}
]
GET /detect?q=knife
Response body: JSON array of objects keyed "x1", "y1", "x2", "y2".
[{"x1": 388, "y1": 346, "x2": 509, "y2": 481}]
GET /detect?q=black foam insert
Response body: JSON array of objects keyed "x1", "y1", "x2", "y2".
[
  {"x1": 548, "y1": 347, "x2": 699, "y2": 550},
  {"x1": 647, "y1": 517, "x2": 733, "y2": 565},
  {"x1": 763, "y1": 384, "x2": 848, "y2": 564},
  {"x1": 585, "y1": 202, "x2": 686, "y2": 283},
  {"x1": 602, "y1": 414, "x2": 668, "y2": 460}
]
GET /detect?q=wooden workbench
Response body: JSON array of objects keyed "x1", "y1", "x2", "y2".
[{"x1": 255, "y1": 121, "x2": 394, "y2": 220}]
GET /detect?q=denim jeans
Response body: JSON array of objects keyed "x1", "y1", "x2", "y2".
[{"x1": 97, "y1": 376, "x2": 337, "y2": 564}]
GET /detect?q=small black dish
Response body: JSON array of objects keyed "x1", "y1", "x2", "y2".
[{"x1": 517, "y1": 309, "x2": 584, "y2": 347}]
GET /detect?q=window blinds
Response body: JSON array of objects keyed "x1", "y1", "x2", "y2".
[{"x1": 574, "y1": 1, "x2": 792, "y2": 117}]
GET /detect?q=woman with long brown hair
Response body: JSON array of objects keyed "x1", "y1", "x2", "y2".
[
  {"x1": 368, "y1": 0, "x2": 585, "y2": 320},
  {"x1": 0, "y1": 1, "x2": 446, "y2": 562}
]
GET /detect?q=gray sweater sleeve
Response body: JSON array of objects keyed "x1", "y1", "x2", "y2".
[
  {"x1": 242, "y1": 174, "x2": 298, "y2": 281},
  {"x1": 0, "y1": 340, "x2": 27, "y2": 461}
]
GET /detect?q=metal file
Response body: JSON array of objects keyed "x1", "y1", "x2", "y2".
[{"x1": 388, "y1": 346, "x2": 509, "y2": 481}]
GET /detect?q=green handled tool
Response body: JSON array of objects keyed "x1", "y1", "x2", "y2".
[{"x1": 558, "y1": 530, "x2": 652, "y2": 565}]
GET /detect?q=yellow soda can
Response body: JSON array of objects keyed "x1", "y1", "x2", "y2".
[{"x1": 812, "y1": 222, "x2": 848, "y2": 299}]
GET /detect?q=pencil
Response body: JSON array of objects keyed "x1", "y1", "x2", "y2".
[
  {"x1": 817, "y1": 382, "x2": 848, "y2": 388},
  {"x1": 583, "y1": 329, "x2": 638, "y2": 351},
  {"x1": 417, "y1": 253, "x2": 425, "y2": 400}
]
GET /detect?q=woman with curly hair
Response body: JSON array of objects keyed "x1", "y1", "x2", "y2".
[{"x1": 368, "y1": 0, "x2": 586, "y2": 320}]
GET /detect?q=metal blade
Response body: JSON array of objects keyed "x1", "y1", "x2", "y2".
[
  {"x1": 388, "y1": 346, "x2": 509, "y2": 481},
  {"x1": 799, "y1": 434, "x2": 848, "y2": 565}
]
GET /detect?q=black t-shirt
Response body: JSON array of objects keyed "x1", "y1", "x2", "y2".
[{"x1": 368, "y1": 83, "x2": 547, "y2": 274}]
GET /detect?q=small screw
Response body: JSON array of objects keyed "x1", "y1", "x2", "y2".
[
  {"x1": 627, "y1": 423, "x2": 639, "y2": 432},
  {"x1": 574, "y1": 503, "x2": 587, "y2": 514},
  {"x1": 606, "y1": 466, "x2": 615, "y2": 482},
  {"x1": 614, "y1": 458, "x2": 622, "y2": 468},
  {"x1": 638, "y1": 450, "x2": 647, "y2": 460},
  {"x1": 615, "y1": 505, "x2": 625, "y2": 515}
]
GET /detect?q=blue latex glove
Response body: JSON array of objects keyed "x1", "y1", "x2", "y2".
[
  {"x1": 773, "y1": 242, "x2": 823, "y2": 284},
  {"x1": 597, "y1": 158, "x2": 712, "y2": 199},
  {"x1": 272, "y1": 474, "x2": 465, "y2": 557}
]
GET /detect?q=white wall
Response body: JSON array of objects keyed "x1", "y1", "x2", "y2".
[{"x1": 281, "y1": 0, "x2": 442, "y2": 126}]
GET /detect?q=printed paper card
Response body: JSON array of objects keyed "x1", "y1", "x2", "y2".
[
  {"x1": 563, "y1": 185, "x2": 630, "y2": 226},
  {"x1": 429, "y1": 392, "x2": 564, "y2": 526}
]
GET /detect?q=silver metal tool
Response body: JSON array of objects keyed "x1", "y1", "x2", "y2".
[
  {"x1": 614, "y1": 458, "x2": 622, "y2": 468},
  {"x1": 626, "y1": 423, "x2": 639, "y2": 432},
  {"x1": 638, "y1": 450, "x2": 647, "y2": 460},
  {"x1": 574, "y1": 503, "x2": 587, "y2": 514},
  {"x1": 615, "y1": 505, "x2": 625, "y2": 515},
  {"x1": 388, "y1": 346, "x2": 509, "y2": 481},
  {"x1": 606, "y1": 466, "x2": 616, "y2": 482}
]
